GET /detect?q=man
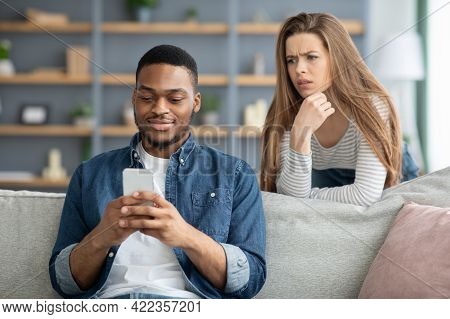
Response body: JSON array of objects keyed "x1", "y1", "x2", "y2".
[{"x1": 49, "y1": 45, "x2": 266, "y2": 299}]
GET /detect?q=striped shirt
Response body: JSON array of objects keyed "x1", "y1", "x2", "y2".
[{"x1": 276, "y1": 96, "x2": 390, "y2": 207}]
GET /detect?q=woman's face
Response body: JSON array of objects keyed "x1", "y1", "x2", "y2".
[{"x1": 285, "y1": 32, "x2": 331, "y2": 98}]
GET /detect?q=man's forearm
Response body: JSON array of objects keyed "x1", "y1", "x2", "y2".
[
  {"x1": 69, "y1": 229, "x2": 110, "y2": 291},
  {"x1": 182, "y1": 225, "x2": 227, "y2": 290}
]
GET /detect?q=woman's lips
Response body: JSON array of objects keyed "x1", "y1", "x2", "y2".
[{"x1": 296, "y1": 79, "x2": 313, "y2": 89}]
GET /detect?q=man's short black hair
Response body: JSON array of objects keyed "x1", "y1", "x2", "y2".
[{"x1": 135, "y1": 44, "x2": 198, "y2": 91}]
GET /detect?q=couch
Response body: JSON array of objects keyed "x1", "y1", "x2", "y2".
[{"x1": 1, "y1": 167, "x2": 449, "y2": 299}]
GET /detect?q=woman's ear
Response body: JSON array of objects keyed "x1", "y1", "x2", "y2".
[{"x1": 193, "y1": 92, "x2": 201, "y2": 113}]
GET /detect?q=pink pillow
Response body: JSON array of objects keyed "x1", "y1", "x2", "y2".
[{"x1": 359, "y1": 202, "x2": 450, "y2": 298}]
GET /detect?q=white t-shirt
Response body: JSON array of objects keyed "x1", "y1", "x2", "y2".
[{"x1": 97, "y1": 142, "x2": 200, "y2": 299}]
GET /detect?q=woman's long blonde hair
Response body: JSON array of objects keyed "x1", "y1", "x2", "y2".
[{"x1": 260, "y1": 12, "x2": 402, "y2": 192}]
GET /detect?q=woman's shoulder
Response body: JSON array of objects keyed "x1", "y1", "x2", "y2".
[{"x1": 370, "y1": 95, "x2": 390, "y2": 123}]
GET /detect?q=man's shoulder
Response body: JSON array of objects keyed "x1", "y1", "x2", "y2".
[
  {"x1": 80, "y1": 146, "x2": 129, "y2": 170},
  {"x1": 194, "y1": 144, "x2": 253, "y2": 175}
]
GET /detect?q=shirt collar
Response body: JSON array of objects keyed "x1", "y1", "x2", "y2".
[{"x1": 128, "y1": 132, "x2": 197, "y2": 167}]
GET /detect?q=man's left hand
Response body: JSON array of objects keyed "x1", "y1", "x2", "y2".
[{"x1": 119, "y1": 191, "x2": 194, "y2": 248}]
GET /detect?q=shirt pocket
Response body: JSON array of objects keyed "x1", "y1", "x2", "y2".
[{"x1": 191, "y1": 188, "x2": 232, "y2": 241}]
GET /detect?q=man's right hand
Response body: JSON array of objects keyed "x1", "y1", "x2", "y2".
[
  {"x1": 90, "y1": 193, "x2": 149, "y2": 250},
  {"x1": 69, "y1": 193, "x2": 149, "y2": 291}
]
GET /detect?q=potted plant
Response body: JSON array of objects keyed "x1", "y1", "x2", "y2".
[
  {"x1": 185, "y1": 6, "x2": 198, "y2": 23},
  {"x1": 69, "y1": 102, "x2": 94, "y2": 127},
  {"x1": 200, "y1": 94, "x2": 220, "y2": 125},
  {"x1": 127, "y1": 0, "x2": 159, "y2": 23},
  {"x1": 0, "y1": 40, "x2": 15, "y2": 76}
]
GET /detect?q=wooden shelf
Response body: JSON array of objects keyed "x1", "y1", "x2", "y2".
[
  {"x1": 102, "y1": 22, "x2": 228, "y2": 34},
  {"x1": 191, "y1": 125, "x2": 229, "y2": 138},
  {"x1": 0, "y1": 73, "x2": 91, "y2": 85},
  {"x1": 102, "y1": 125, "x2": 229, "y2": 138},
  {"x1": 0, "y1": 22, "x2": 91, "y2": 33},
  {"x1": 0, "y1": 177, "x2": 70, "y2": 188},
  {"x1": 101, "y1": 73, "x2": 229, "y2": 86},
  {"x1": 237, "y1": 74, "x2": 276, "y2": 86},
  {"x1": 238, "y1": 20, "x2": 364, "y2": 35},
  {"x1": 0, "y1": 125, "x2": 92, "y2": 137},
  {"x1": 102, "y1": 125, "x2": 137, "y2": 137},
  {"x1": 234, "y1": 125, "x2": 263, "y2": 138}
]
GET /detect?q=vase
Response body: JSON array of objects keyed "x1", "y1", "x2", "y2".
[
  {"x1": 201, "y1": 113, "x2": 219, "y2": 125},
  {"x1": 135, "y1": 8, "x2": 153, "y2": 23},
  {"x1": 0, "y1": 59, "x2": 15, "y2": 76}
]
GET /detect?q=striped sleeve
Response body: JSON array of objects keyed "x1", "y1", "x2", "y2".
[
  {"x1": 276, "y1": 132, "x2": 313, "y2": 198},
  {"x1": 308, "y1": 137, "x2": 387, "y2": 206},
  {"x1": 275, "y1": 97, "x2": 389, "y2": 207}
]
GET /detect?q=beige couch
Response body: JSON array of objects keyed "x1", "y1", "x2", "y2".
[{"x1": 1, "y1": 167, "x2": 449, "y2": 299}]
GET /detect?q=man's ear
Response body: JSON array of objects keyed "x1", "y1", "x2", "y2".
[
  {"x1": 132, "y1": 88, "x2": 137, "y2": 106},
  {"x1": 193, "y1": 92, "x2": 201, "y2": 113}
]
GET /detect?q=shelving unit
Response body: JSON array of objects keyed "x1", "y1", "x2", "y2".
[
  {"x1": 0, "y1": 177, "x2": 70, "y2": 188},
  {"x1": 0, "y1": 0, "x2": 367, "y2": 191},
  {"x1": 0, "y1": 21, "x2": 91, "y2": 33},
  {"x1": 237, "y1": 20, "x2": 363, "y2": 35},
  {"x1": 102, "y1": 22, "x2": 228, "y2": 34}
]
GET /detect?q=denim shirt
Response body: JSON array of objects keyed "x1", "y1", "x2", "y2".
[{"x1": 49, "y1": 133, "x2": 266, "y2": 299}]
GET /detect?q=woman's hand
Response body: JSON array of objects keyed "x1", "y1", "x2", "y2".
[{"x1": 290, "y1": 92, "x2": 335, "y2": 154}]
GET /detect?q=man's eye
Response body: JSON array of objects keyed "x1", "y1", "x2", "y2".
[
  {"x1": 140, "y1": 96, "x2": 153, "y2": 101},
  {"x1": 170, "y1": 98, "x2": 183, "y2": 103}
]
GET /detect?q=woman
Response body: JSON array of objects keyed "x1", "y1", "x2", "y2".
[{"x1": 260, "y1": 12, "x2": 417, "y2": 207}]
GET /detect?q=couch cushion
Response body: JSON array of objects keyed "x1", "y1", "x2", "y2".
[
  {"x1": 256, "y1": 166, "x2": 450, "y2": 298},
  {"x1": 359, "y1": 202, "x2": 450, "y2": 298},
  {"x1": 0, "y1": 190, "x2": 65, "y2": 299}
]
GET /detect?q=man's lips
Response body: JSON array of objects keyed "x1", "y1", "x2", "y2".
[{"x1": 143, "y1": 118, "x2": 175, "y2": 131}]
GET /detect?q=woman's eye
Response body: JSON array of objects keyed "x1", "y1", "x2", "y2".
[
  {"x1": 286, "y1": 58, "x2": 296, "y2": 64},
  {"x1": 308, "y1": 55, "x2": 318, "y2": 60}
]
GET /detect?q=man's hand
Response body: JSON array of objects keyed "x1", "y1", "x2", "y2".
[
  {"x1": 118, "y1": 192, "x2": 193, "y2": 248},
  {"x1": 90, "y1": 194, "x2": 151, "y2": 250},
  {"x1": 119, "y1": 191, "x2": 227, "y2": 290}
]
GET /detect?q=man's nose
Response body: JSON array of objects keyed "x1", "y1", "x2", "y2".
[{"x1": 152, "y1": 97, "x2": 170, "y2": 115}]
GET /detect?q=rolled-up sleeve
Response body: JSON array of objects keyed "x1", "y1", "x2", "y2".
[
  {"x1": 220, "y1": 243, "x2": 250, "y2": 293},
  {"x1": 54, "y1": 243, "x2": 84, "y2": 295}
]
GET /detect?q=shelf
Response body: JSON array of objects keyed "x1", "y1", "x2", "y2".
[
  {"x1": 0, "y1": 73, "x2": 91, "y2": 85},
  {"x1": 0, "y1": 125, "x2": 92, "y2": 137},
  {"x1": 102, "y1": 22, "x2": 228, "y2": 34},
  {"x1": 101, "y1": 125, "x2": 137, "y2": 137},
  {"x1": 101, "y1": 73, "x2": 229, "y2": 86},
  {"x1": 234, "y1": 125, "x2": 263, "y2": 138},
  {"x1": 0, "y1": 177, "x2": 70, "y2": 188},
  {"x1": 237, "y1": 74, "x2": 276, "y2": 86},
  {"x1": 0, "y1": 22, "x2": 91, "y2": 33},
  {"x1": 102, "y1": 125, "x2": 229, "y2": 138},
  {"x1": 238, "y1": 20, "x2": 364, "y2": 35}
]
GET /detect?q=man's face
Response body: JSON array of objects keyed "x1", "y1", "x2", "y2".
[{"x1": 132, "y1": 63, "x2": 201, "y2": 152}]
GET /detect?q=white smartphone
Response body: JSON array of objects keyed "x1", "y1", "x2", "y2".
[{"x1": 122, "y1": 168, "x2": 154, "y2": 206}]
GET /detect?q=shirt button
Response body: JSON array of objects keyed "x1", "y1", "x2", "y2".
[
  {"x1": 180, "y1": 158, "x2": 185, "y2": 164},
  {"x1": 237, "y1": 258, "x2": 245, "y2": 267},
  {"x1": 108, "y1": 252, "x2": 115, "y2": 258},
  {"x1": 133, "y1": 152, "x2": 138, "y2": 159},
  {"x1": 210, "y1": 192, "x2": 216, "y2": 198}
]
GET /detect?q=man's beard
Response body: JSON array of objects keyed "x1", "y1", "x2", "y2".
[
  {"x1": 137, "y1": 111, "x2": 194, "y2": 150},
  {"x1": 140, "y1": 125, "x2": 189, "y2": 150}
]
